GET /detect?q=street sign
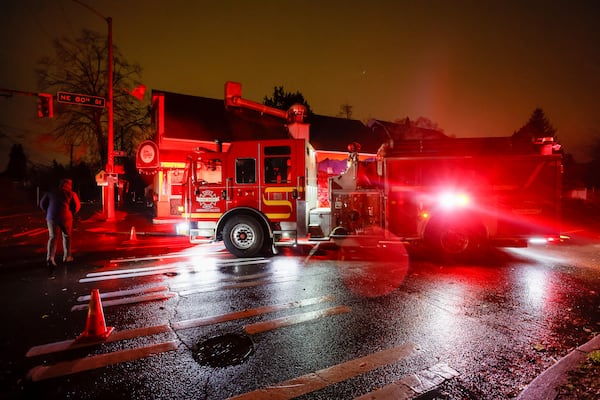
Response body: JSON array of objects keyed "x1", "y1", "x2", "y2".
[
  {"x1": 95, "y1": 170, "x2": 107, "y2": 186},
  {"x1": 57, "y1": 91, "x2": 106, "y2": 108}
]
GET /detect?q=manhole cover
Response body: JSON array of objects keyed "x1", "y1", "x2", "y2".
[{"x1": 194, "y1": 333, "x2": 254, "y2": 368}]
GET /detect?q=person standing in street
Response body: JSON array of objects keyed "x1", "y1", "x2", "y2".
[{"x1": 40, "y1": 178, "x2": 81, "y2": 270}]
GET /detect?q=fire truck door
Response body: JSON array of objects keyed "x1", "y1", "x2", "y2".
[
  {"x1": 190, "y1": 157, "x2": 226, "y2": 218},
  {"x1": 230, "y1": 156, "x2": 259, "y2": 209}
]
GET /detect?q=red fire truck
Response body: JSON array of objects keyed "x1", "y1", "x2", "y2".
[
  {"x1": 177, "y1": 82, "x2": 562, "y2": 258},
  {"x1": 182, "y1": 132, "x2": 562, "y2": 258}
]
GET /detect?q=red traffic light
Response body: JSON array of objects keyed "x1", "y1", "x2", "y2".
[{"x1": 37, "y1": 93, "x2": 53, "y2": 118}]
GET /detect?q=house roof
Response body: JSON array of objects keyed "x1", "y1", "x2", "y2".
[
  {"x1": 154, "y1": 90, "x2": 384, "y2": 154},
  {"x1": 309, "y1": 114, "x2": 381, "y2": 153},
  {"x1": 367, "y1": 119, "x2": 450, "y2": 142}
]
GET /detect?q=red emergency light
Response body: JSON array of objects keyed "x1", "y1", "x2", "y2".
[{"x1": 438, "y1": 191, "x2": 471, "y2": 209}]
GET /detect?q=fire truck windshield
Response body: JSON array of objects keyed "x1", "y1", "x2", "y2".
[{"x1": 195, "y1": 159, "x2": 222, "y2": 184}]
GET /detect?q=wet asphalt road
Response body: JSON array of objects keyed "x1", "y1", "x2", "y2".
[{"x1": 0, "y1": 205, "x2": 599, "y2": 399}]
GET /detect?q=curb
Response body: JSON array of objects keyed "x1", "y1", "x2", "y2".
[{"x1": 517, "y1": 334, "x2": 600, "y2": 400}]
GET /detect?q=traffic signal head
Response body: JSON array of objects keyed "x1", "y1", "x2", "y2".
[{"x1": 37, "y1": 93, "x2": 53, "y2": 118}]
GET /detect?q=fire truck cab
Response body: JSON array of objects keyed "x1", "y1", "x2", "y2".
[{"x1": 184, "y1": 138, "x2": 317, "y2": 257}]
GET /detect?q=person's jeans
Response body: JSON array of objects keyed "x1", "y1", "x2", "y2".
[{"x1": 46, "y1": 219, "x2": 73, "y2": 262}]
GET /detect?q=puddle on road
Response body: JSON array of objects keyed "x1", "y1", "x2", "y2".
[{"x1": 193, "y1": 333, "x2": 254, "y2": 367}]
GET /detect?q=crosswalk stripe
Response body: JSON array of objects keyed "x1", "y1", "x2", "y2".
[
  {"x1": 26, "y1": 341, "x2": 179, "y2": 382},
  {"x1": 26, "y1": 325, "x2": 174, "y2": 358},
  {"x1": 353, "y1": 363, "x2": 459, "y2": 400},
  {"x1": 79, "y1": 267, "x2": 187, "y2": 282},
  {"x1": 13, "y1": 227, "x2": 47, "y2": 238},
  {"x1": 244, "y1": 305, "x2": 351, "y2": 335},
  {"x1": 80, "y1": 258, "x2": 270, "y2": 283},
  {"x1": 70, "y1": 292, "x2": 176, "y2": 311},
  {"x1": 173, "y1": 295, "x2": 334, "y2": 330},
  {"x1": 75, "y1": 285, "x2": 170, "y2": 303},
  {"x1": 178, "y1": 277, "x2": 299, "y2": 296},
  {"x1": 227, "y1": 343, "x2": 417, "y2": 400}
]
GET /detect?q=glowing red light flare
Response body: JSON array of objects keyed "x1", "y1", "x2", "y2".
[{"x1": 438, "y1": 192, "x2": 470, "y2": 209}]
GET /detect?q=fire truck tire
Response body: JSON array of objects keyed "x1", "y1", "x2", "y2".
[
  {"x1": 425, "y1": 219, "x2": 485, "y2": 258},
  {"x1": 222, "y1": 216, "x2": 265, "y2": 258}
]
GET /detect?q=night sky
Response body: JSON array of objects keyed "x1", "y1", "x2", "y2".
[{"x1": 1, "y1": 0, "x2": 599, "y2": 167}]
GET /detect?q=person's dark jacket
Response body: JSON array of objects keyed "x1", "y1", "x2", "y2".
[{"x1": 40, "y1": 181, "x2": 81, "y2": 223}]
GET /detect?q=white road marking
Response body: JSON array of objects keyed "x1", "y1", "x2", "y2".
[
  {"x1": 353, "y1": 362, "x2": 459, "y2": 399},
  {"x1": 70, "y1": 291, "x2": 176, "y2": 311},
  {"x1": 75, "y1": 285, "x2": 170, "y2": 302},
  {"x1": 13, "y1": 227, "x2": 47, "y2": 238},
  {"x1": 80, "y1": 257, "x2": 270, "y2": 283},
  {"x1": 26, "y1": 341, "x2": 179, "y2": 382},
  {"x1": 227, "y1": 343, "x2": 417, "y2": 400}
]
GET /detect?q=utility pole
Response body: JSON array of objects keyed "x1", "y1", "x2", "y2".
[
  {"x1": 106, "y1": 16, "x2": 115, "y2": 221},
  {"x1": 72, "y1": 0, "x2": 115, "y2": 220}
]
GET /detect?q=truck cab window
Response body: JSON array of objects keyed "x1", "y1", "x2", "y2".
[
  {"x1": 264, "y1": 145, "x2": 291, "y2": 184},
  {"x1": 264, "y1": 157, "x2": 291, "y2": 184},
  {"x1": 236, "y1": 158, "x2": 255, "y2": 184}
]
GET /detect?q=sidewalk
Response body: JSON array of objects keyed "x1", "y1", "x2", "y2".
[
  {"x1": 78, "y1": 203, "x2": 180, "y2": 237},
  {"x1": 517, "y1": 334, "x2": 600, "y2": 399},
  {"x1": 518, "y1": 200, "x2": 600, "y2": 399}
]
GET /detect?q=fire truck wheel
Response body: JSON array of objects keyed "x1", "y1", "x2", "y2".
[
  {"x1": 425, "y1": 219, "x2": 485, "y2": 258},
  {"x1": 437, "y1": 226, "x2": 471, "y2": 255},
  {"x1": 222, "y1": 216, "x2": 265, "y2": 258}
]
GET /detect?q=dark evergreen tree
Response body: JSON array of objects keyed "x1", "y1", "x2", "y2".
[
  {"x1": 512, "y1": 108, "x2": 557, "y2": 142},
  {"x1": 4, "y1": 144, "x2": 27, "y2": 182},
  {"x1": 263, "y1": 86, "x2": 312, "y2": 115},
  {"x1": 584, "y1": 136, "x2": 600, "y2": 188}
]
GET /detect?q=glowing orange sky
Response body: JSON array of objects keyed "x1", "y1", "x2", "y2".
[{"x1": 1, "y1": 0, "x2": 599, "y2": 167}]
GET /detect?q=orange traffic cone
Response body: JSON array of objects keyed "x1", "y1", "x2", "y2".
[
  {"x1": 129, "y1": 226, "x2": 138, "y2": 241},
  {"x1": 76, "y1": 289, "x2": 114, "y2": 341}
]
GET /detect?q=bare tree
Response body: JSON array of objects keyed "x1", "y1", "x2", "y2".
[
  {"x1": 36, "y1": 29, "x2": 151, "y2": 169},
  {"x1": 338, "y1": 103, "x2": 353, "y2": 119}
]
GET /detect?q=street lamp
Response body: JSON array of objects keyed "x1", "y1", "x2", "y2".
[{"x1": 73, "y1": 0, "x2": 115, "y2": 221}]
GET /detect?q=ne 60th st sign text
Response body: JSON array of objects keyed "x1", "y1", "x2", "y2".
[{"x1": 57, "y1": 91, "x2": 106, "y2": 108}]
